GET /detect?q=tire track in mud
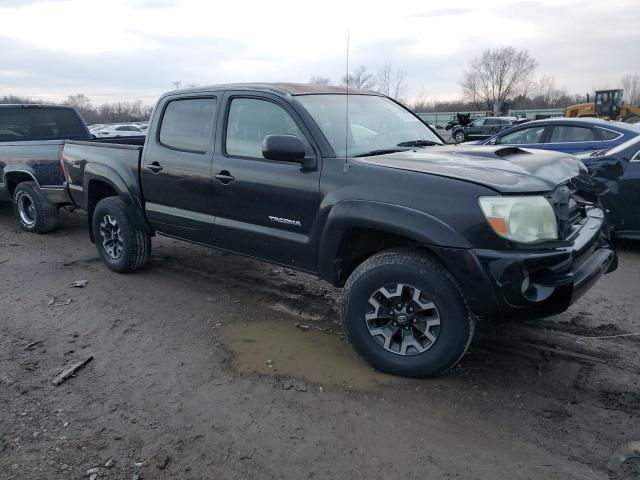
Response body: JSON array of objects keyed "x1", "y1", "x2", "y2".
[{"x1": 151, "y1": 239, "x2": 640, "y2": 414}]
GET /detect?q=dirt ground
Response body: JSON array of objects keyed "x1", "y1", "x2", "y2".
[{"x1": 1, "y1": 203, "x2": 639, "y2": 480}]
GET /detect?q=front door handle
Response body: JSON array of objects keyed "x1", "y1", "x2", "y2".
[
  {"x1": 214, "y1": 170, "x2": 235, "y2": 184},
  {"x1": 144, "y1": 161, "x2": 163, "y2": 173}
]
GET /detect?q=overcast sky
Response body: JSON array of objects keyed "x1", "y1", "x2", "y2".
[{"x1": 0, "y1": 0, "x2": 638, "y2": 105}]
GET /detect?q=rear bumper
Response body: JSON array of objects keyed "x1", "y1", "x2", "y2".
[
  {"x1": 432, "y1": 208, "x2": 616, "y2": 321},
  {"x1": 41, "y1": 186, "x2": 72, "y2": 205}
]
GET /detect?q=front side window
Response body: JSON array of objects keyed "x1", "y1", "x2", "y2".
[
  {"x1": 470, "y1": 118, "x2": 485, "y2": 127},
  {"x1": 498, "y1": 126, "x2": 546, "y2": 145},
  {"x1": 225, "y1": 98, "x2": 306, "y2": 159},
  {"x1": 297, "y1": 94, "x2": 441, "y2": 157},
  {"x1": 549, "y1": 126, "x2": 596, "y2": 143},
  {"x1": 485, "y1": 118, "x2": 500, "y2": 126},
  {"x1": 159, "y1": 98, "x2": 217, "y2": 153}
]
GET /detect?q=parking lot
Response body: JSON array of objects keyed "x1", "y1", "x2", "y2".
[{"x1": 1, "y1": 204, "x2": 639, "y2": 479}]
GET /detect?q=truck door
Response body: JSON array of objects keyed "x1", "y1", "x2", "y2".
[
  {"x1": 210, "y1": 92, "x2": 321, "y2": 272},
  {"x1": 140, "y1": 95, "x2": 218, "y2": 244}
]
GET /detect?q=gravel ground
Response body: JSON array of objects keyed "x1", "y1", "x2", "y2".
[{"x1": 1, "y1": 204, "x2": 639, "y2": 479}]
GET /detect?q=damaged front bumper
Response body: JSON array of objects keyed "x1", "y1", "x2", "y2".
[{"x1": 433, "y1": 207, "x2": 616, "y2": 321}]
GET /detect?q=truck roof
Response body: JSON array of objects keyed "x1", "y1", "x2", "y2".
[
  {"x1": 168, "y1": 82, "x2": 381, "y2": 98},
  {"x1": 0, "y1": 104, "x2": 77, "y2": 109}
]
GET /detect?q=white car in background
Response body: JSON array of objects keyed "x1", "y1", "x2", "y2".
[{"x1": 92, "y1": 124, "x2": 146, "y2": 138}]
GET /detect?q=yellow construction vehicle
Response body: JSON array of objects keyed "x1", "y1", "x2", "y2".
[{"x1": 564, "y1": 89, "x2": 640, "y2": 124}]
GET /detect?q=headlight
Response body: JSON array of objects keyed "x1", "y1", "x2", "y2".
[{"x1": 479, "y1": 196, "x2": 558, "y2": 243}]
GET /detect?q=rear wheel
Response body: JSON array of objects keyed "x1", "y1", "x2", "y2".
[
  {"x1": 342, "y1": 249, "x2": 474, "y2": 378},
  {"x1": 92, "y1": 197, "x2": 151, "y2": 273},
  {"x1": 623, "y1": 114, "x2": 640, "y2": 124},
  {"x1": 12, "y1": 181, "x2": 59, "y2": 234}
]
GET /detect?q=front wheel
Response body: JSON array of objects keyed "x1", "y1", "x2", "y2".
[
  {"x1": 453, "y1": 130, "x2": 465, "y2": 143},
  {"x1": 92, "y1": 197, "x2": 151, "y2": 273},
  {"x1": 12, "y1": 181, "x2": 59, "y2": 234},
  {"x1": 342, "y1": 249, "x2": 474, "y2": 378}
]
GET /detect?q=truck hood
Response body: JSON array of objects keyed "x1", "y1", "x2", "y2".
[{"x1": 353, "y1": 145, "x2": 586, "y2": 193}]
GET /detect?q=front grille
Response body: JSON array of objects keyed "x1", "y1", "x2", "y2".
[{"x1": 548, "y1": 184, "x2": 588, "y2": 239}]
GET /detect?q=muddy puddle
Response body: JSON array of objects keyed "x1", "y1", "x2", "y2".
[{"x1": 221, "y1": 312, "x2": 416, "y2": 391}]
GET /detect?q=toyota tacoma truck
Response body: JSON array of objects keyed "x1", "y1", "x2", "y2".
[
  {"x1": 0, "y1": 104, "x2": 93, "y2": 232},
  {"x1": 59, "y1": 83, "x2": 616, "y2": 377}
]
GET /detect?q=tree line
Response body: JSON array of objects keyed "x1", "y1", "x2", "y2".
[
  {"x1": 313, "y1": 46, "x2": 640, "y2": 113},
  {"x1": 0, "y1": 93, "x2": 153, "y2": 125}
]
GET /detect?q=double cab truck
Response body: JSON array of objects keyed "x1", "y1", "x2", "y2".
[
  {"x1": 60, "y1": 83, "x2": 616, "y2": 377},
  {"x1": 0, "y1": 104, "x2": 92, "y2": 232}
]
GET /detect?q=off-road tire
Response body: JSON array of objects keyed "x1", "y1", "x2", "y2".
[
  {"x1": 92, "y1": 196, "x2": 151, "y2": 273},
  {"x1": 342, "y1": 249, "x2": 474, "y2": 378},
  {"x1": 12, "y1": 181, "x2": 59, "y2": 234}
]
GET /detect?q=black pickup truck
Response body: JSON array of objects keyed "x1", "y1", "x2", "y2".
[
  {"x1": 60, "y1": 83, "x2": 616, "y2": 377},
  {"x1": 0, "y1": 104, "x2": 92, "y2": 232}
]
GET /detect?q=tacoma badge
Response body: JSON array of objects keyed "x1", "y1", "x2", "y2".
[{"x1": 268, "y1": 216, "x2": 302, "y2": 227}]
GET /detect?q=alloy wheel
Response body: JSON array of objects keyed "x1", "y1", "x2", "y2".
[
  {"x1": 16, "y1": 192, "x2": 36, "y2": 227},
  {"x1": 365, "y1": 283, "x2": 441, "y2": 356},
  {"x1": 99, "y1": 214, "x2": 124, "y2": 259}
]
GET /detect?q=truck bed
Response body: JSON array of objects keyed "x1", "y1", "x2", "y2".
[{"x1": 63, "y1": 139, "x2": 145, "y2": 211}]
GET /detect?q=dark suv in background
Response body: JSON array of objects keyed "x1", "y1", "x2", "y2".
[{"x1": 452, "y1": 116, "x2": 523, "y2": 143}]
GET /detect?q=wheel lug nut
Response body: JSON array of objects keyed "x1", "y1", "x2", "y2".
[
  {"x1": 397, "y1": 304, "x2": 402, "y2": 308},
  {"x1": 404, "y1": 326, "x2": 409, "y2": 330},
  {"x1": 412, "y1": 319, "x2": 417, "y2": 324},
  {"x1": 393, "y1": 322, "x2": 397, "y2": 326}
]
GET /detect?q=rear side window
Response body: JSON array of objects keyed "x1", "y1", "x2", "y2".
[
  {"x1": 597, "y1": 128, "x2": 621, "y2": 141},
  {"x1": 225, "y1": 98, "x2": 306, "y2": 159},
  {"x1": 159, "y1": 98, "x2": 217, "y2": 153},
  {"x1": 550, "y1": 126, "x2": 596, "y2": 142},
  {"x1": 0, "y1": 107, "x2": 88, "y2": 142}
]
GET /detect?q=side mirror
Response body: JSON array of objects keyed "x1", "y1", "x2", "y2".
[{"x1": 262, "y1": 135, "x2": 314, "y2": 168}]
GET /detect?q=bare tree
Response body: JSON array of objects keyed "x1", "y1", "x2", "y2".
[
  {"x1": 376, "y1": 64, "x2": 407, "y2": 100},
  {"x1": 65, "y1": 93, "x2": 92, "y2": 111},
  {"x1": 621, "y1": 74, "x2": 640, "y2": 104},
  {"x1": 460, "y1": 47, "x2": 537, "y2": 110},
  {"x1": 525, "y1": 76, "x2": 569, "y2": 107},
  {"x1": 341, "y1": 66, "x2": 376, "y2": 90},
  {"x1": 309, "y1": 75, "x2": 332, "y2": 85}
]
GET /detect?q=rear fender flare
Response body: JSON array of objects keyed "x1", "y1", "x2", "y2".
[{"x1": 82, "y1": 163, "x2": 151, "y2": 240}]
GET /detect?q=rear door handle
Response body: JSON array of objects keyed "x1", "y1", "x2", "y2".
[
  {"x1": 214, "y1": 170, "x2": 235, "y2": 184},
  {"x1": 144, "y1": 161, "x2": 163, "y2": 173}
]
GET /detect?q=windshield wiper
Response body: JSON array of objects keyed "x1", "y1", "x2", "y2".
[
  {"x1": 353, "y1": 148, "x2": 408, "y2": 157},
  {"x1": 396, "y1": 139, "x2": 440, "y2": 147}
]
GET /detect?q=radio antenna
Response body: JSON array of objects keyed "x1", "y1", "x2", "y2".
[{"x1": 344, "y1": 29, "x2": 350, "y2": 165}]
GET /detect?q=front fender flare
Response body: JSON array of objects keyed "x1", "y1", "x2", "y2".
[{"x1": 317, "y1": 200, "x2": 471, "y2": 284}]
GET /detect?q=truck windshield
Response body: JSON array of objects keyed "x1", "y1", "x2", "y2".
[
  {"x1": 0, "y1": 106, "x2": 89, "y2": 142},
  {"x1": 296, "y1": 94, "x2": 442, "y2": 157}
]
